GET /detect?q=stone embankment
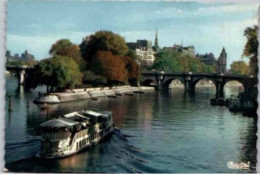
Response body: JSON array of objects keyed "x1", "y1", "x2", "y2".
[{"x1": 34, "y1": 86, "x2": 154, "y2": 104}]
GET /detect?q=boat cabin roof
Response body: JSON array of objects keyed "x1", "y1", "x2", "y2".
[
  {"x1": 40, "y1": 118, "x2": 79, "y2": 128},
  {"x1": 83, "y1": 110, "x2": 103, "y2": 117},
  {"x1": 40, "y1": 110, "x2": 111, "y2": 129}
]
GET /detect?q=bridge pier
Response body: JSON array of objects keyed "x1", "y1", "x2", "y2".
[
  {"x1": 17, "y1": 69, "x2": 26, "y2": 85},
  {"x1": 184, "y1": 74, "x2": 194, "y2": 91},
  {"x1": 155, "y1": 71, "x2": 168, "y2": 90},
  {"x1": 215, "y1": 80, "x2": 224, "y2": 98},
  {"x1": 155, "y1": 79, "x2": 169, "y2": 90}
]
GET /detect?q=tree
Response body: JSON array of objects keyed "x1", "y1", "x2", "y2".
[
  {"x1": 26, "y1": 55, "x2": 82, "y2": 92},
  {"x1": 79, "y1": 30, "x2": 129, "y2": 66},
  {"x1": 243, "y1": 25, "x2": 258, "y2": 77},
  {"x1": 25, "y1": 58, "x2": 53, "y2": 91},
  {"x1": 82, "y1": 70, "x2": 107, "y2": 86},
  {"x1": 153, "y1": 48, "x2": 216, "y2": 73},
  {"x1": 126, "y1": 49, "x2": 140, "y2": 62},
  {"x1": 91, "y1": 51, "x2": 127, "y2": 85},
  {"x1": 50, "y1": 39, "x2": 85, "y2": 69},
  {"x1": 125, "y1": 56, "x2": 140, "y2": 86},
  {"x1": 6, "y1": 50, "x2": 11, "y2": 57},
  {"x1": 230, "y1": 61, "x2": 249, "y2": 75},
  {"x1": 153, "y1": 49, "x2": 182, "y2": 72}
]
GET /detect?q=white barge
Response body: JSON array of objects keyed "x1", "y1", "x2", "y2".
[{"x1": 36, "y1": 110, "x2": 114, "y2": 159}]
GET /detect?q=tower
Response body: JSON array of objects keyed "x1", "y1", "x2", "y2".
[
  {"x1": 218, "y1": 47, "x2": 227, "y2": 73},
  {"x1": 153, "y1": 28, "x2": 159, "y2": 52}
]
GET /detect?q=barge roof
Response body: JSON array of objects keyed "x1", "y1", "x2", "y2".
[{"x1": 40, "y1": 118, "x2": 79, "y2": 128}]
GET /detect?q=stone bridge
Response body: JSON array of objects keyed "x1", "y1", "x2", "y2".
[
  {"x1": 6, "y1": 65, "x2": 35, "y2": 85},
  {"x1": 141, "y1": 71, "x2": 258, "y2": 98}
]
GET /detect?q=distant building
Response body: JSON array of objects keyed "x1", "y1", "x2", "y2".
[
  {"x1": 163, "y1": 44, "x2": 196, "y2": 57},
  {"x1": 126, "y1": 29, "x2": 160, "y2": 68},
  {"x1": 126, "y1": 39, "x2": 155, "y2": 68},
  {"x1": 217, "y1": 47, "x2": 227, "y2": 73},
  {"x1": 6, "y1": 50, "x2": 35, "y2": 62},
  {"x1": 196, "y1": 53, "x2": 217, "y2": 66},
  {"x1": 196, "y1": 47, "x2": 227, "y2": 73}
]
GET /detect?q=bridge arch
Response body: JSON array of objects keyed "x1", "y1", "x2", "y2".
[
  {"x1": 223, "y1": 80, "x2": 244, "y2": 96},
  {"x1": 190, "y1": 77, "x2": 217, "y2": 90},
  {"x1": 141, "y1": 78, "x2": 156, "y2": 86},
  {"x1": 162, "y1": 77, "x2": 185, "y2": 89},
  {"x1": 222, "y1": 79, "x2": 247, "y2": 90}
]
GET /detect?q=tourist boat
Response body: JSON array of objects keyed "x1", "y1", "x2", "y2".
[{"x1": 36, "y1": 110, "x2": 114, "y2": 159}]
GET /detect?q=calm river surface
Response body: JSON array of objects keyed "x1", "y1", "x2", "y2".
[{"x1": 5, "y1": 75, "x2": 257, "y2": 173}]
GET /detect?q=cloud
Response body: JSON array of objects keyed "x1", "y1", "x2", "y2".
[{"x1": 197, "y1": 3, "x2": 258, "y2": 14}]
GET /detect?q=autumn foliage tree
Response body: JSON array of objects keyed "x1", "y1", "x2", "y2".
[
  {"x1": 125, "y1": 56, "x2": 140, "y2": 85},
  {"x1": 91, "y1": 51, "x2": 128, "y2": 85}
]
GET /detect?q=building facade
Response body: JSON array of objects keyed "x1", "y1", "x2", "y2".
[
  {"x1": 126, "y1": 29, "x2": 160, "y2": 68},
  {"x1": 217, "y1": 48, "x2": 227, "y2": 73},
  {"x1": 127, "y1": 40, "x2": 155, "y2": 68},
  {"x1": 196, "y1": 53, "x2": 217, "y2": 66},
  {"x1": 196, "y1": 47, "x2": 227, "y2": 73}
]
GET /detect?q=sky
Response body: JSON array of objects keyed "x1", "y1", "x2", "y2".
[{"x1": 7, "y1": 1, "x2": 259, "y2": 68}]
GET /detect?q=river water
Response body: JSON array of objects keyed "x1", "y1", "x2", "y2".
[{"x1": 4, "y1": 75, "x2": 257, "y2": 173}]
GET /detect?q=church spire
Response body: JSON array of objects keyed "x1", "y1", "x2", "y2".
[{"x1": 154, "y1": 28, "x2": 159, "y2": 52}]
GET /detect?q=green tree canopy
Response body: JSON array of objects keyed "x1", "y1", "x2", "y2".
[
  {"x1": 26, "y1": 55, "x2": 82, "y2": 92},
  {"x1": 243, "y1": 25, "x2": 258, "y2": 77},
  {"x1": 50, "y1": 39, "x2": 85, "y2": 68},
  {"x1": 230, "y1": 61, "x2": 249, "y2": 75},
  {"x1": 79, "y1": 30, "x2": 129, "y2": 66},
  {"x1": 153, "y1": 49, "x2": 216, "y2": 73}
]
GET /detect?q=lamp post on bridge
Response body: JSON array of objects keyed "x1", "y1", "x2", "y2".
[
  {"x1": 184, "y1": 72, "x2": 193, "y2": 91},
  {"x1": 155, "y1": 71, "x2": 165, "y2": 90}
]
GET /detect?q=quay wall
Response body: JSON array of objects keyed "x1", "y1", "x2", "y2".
[{"x1": 34, "y1": 86, "x2": 155, "y2": 104}]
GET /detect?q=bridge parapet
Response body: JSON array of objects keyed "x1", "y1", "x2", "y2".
[{"x1": 141, "y1": 71, "x2": 257, "y2": 97}]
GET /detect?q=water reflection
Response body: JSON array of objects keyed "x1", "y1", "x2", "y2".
[{"x1": 5, "y1": 76, "x2": 257, "y2": 173}]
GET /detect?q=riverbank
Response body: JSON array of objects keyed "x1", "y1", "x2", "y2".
[{"x1": 34, "y1": 86, "x2": 155, "y2": 104}]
